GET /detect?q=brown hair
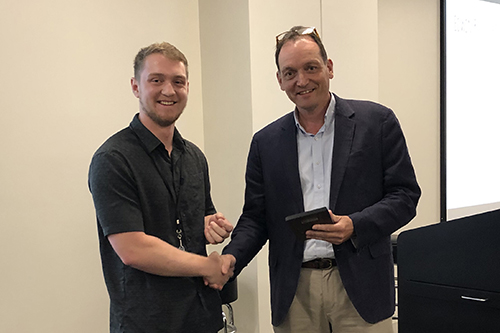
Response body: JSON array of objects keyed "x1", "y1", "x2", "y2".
[{"x1": 275, "y1": 26, "x2": 328, "y2": 71}]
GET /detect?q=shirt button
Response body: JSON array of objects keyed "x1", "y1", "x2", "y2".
[{"x1": 317, "y1": 184, "x2": 322, "y2": 189}]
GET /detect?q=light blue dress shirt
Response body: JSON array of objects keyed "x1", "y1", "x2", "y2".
[{"x1": 294, "y1": 93, "x2": 336, "y2": 262}]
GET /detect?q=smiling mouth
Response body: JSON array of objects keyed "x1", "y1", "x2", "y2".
[
  {"x1": 158, "y1": 101, "x2": 175, "y2": 106},
  {"x1": 297, "y1": 89, "x2": 314, "y2": 95}
]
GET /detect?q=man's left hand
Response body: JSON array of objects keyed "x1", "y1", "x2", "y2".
[
  {"x1": 305, "y1": 211, "x2": 354, "y2": 245},
  {"x1": 205, "y1": 212, "x2": 233, "y2": 244}
]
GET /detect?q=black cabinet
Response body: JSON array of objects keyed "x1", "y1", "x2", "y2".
[{"x1": 398, "y1": 209, "x2": 500, "y2": 333}]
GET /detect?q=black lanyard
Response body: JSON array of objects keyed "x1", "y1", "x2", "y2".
[{"x1": 154, "y1": 147, "x2": 186, "y2": 251}]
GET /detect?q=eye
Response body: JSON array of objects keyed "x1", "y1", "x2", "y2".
[
  {"x1": 283, "y1": 70, "x2": 296, "y2": 80},
  {"x1": 172, "y1": 76, "x2": 187, "y2": 87},
  {"x1": 149, "y1": 77, "x2": 163, "y2": 84}
]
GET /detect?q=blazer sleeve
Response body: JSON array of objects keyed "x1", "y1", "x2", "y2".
[
  {"x1": 223, "y1": 136, "x2": 269, "y2": 275},
  {"x1": 348, "y1": 109, "x2": 421, "y2": 249}
]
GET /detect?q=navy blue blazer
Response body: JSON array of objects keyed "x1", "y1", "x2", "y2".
[{"x1": 223, "y1": 94, "x2": 421, "y2": 326}]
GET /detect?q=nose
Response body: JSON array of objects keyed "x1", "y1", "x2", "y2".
[
  {"x1": 161, "y1": 82, "x2": 175, "y2": 96},
  {"x1": 296, "y1": 70, "x2": 308, "y2": 87}
]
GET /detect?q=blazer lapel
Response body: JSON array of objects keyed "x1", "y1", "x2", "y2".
[
  {"x1": 278, "y1": 113, "x2": 304, "y2": 212},
  {"x1": 329, "y1": 96, "x2": 355, "y2": 211}
]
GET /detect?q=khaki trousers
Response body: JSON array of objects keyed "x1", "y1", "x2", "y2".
[{"x1": 273, "y1": 267, "x2": 394, "y2": 333}]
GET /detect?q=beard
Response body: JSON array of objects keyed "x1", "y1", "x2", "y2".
[{"x1": 141, "y1": 102, "x2": 183, "y2": 128}]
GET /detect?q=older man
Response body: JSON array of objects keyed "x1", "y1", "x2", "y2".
[{"x1": 223, "y1": 26, "x2": 421, "y2": 333}]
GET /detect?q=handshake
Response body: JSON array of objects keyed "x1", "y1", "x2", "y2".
[
  {"x1": 200, "y1": 212, "x2": 235, "y2": 290},
  {"x1": 203, "y1": 252, "x2": 236, "y2": 290}
]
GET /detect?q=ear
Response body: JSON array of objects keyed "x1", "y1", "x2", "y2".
[
  {"x1": 327, "y1": 59, "x2": 334, "y2": 79},
  {"x1": 131, "y1": 77, "x2": 140, "y2": 98},
  {"x1": 276, "y1": 71, "x2": 285, "y2": 91}
]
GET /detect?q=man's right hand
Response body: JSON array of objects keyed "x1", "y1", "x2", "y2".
[{"x1": 203, "y1": 253, "x2": 236, "y2": 290}]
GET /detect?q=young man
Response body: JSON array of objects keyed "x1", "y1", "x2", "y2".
[
  {"x1": 223, "y1": 26, "x2": 421, "y2": 332},
  {"x1": 89, "y1": 42, "x2": 234, "y2": 333}
]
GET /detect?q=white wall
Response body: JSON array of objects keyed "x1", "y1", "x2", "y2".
[
  {"x1": 324, "y1": 0, "x2": 380, "y2": 101},
  {"x1": 198, "y1": 1, "x2": 259, "y2": 332},
  {"x1": 0, "y1": 1, "x2": 204, "y2": 332},
  {"x1": 378, "y1": 0, "x2": 440, "y2": 232},
  {"x1": 0, "y1": 0, "x2": 440, "y2": 332}
]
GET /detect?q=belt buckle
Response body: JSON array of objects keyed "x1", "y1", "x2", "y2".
[{"x1": 321, "y1": 258, "x2": 333, "y2": 269}]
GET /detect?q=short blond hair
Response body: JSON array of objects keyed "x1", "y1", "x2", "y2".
[{"x1": 133, "y1": 42, "x2": 188, "y2": 79}]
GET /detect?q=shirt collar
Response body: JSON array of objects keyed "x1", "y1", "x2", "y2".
[
  {"x1": 129, "y1": 113, "x2": 185, "y2": 154},
  {"x1": 294, "y1": 93, "x2": 336, "y2": 134}
]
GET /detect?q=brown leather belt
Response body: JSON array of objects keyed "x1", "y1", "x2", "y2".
[{"x1": 301, "y1": 258, "x2": 337, "y2": 269}]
